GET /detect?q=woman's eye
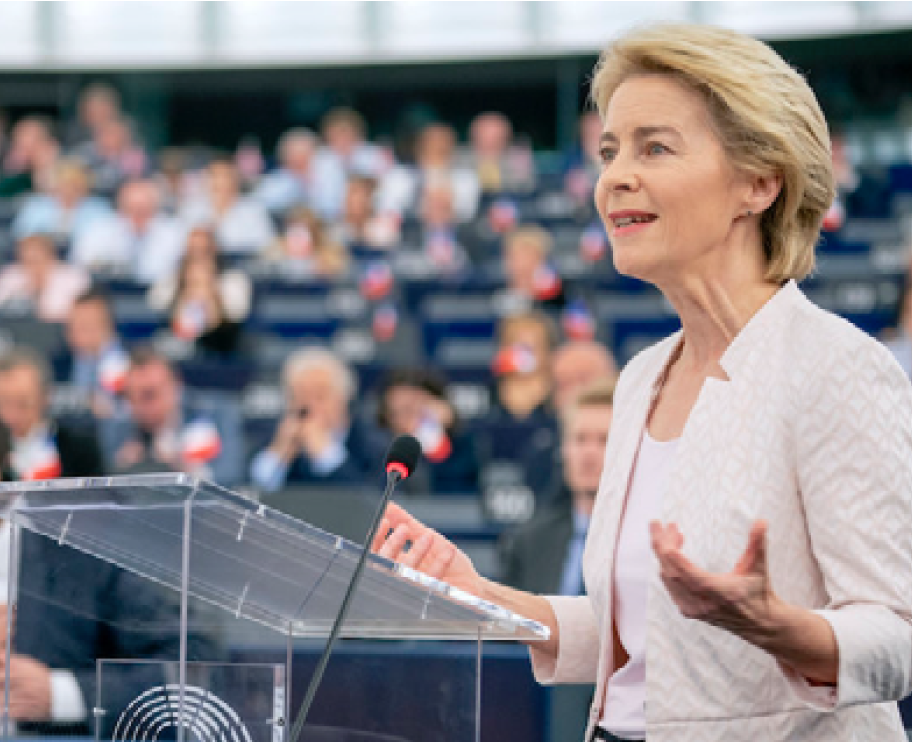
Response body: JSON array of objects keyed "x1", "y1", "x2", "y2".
[
  {"x1": 599, "y1": 148, "x2": 616, "y2": 164},
  {"x1": 646, "y1": 142, "x2": 669, "y2": 156}
]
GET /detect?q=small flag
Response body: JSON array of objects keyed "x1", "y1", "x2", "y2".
[
  {"x1": 415, "y1": 414, "x2": 452, "y2": 463},
  {"x1": 426, "y1": 229, "x2": 458, "y2": 270},
  {"x1": 488, "y1": 198, "x2": 519, "y2": 233},
  {"x1": 21, "y1": 439, "x2": 62, "y2": 481},
  {"x1": 822, "y1": 197, "x2": 845, "y2": 233},
  {"x1": 563, "y1": 300, "x2": 596, "y2": 341},
  {"x1": 579, "y1": 225, "x2": 608, "y2": 263},
  {"x1": 533, "y1": 264, "x2": 562, "y2": 301},
  {"x1": 98, "y1": 349, "x2": 129, "y2": 395},
  {"x1": 566, "y1": 168, "x2": 593, "y2": 201},
  {"x1": 492, "y1": 343, "x2": 538, "y2": 375},
  {"x1": 182, "y1": 420, "x2": 222, "y2": 464},
  {"x1": 360, "y1": 261, "x2": 394, "y2": 301},
  {"x1": 173, "y1": 300, "x2": 208, "y2": 340},
  {"x1": 372, "y1": 302, "x2": 398, "y2": 342}
]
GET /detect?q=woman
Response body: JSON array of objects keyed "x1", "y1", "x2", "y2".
[
  {"x1": 261, "y1": 206, "x2": 349, "y2": 279},
  {"x1": 373, "y1": 24, "x2": 912, "y2": 741},
  {"x1": 148, "y1": 226, "x2": 251, "y2": 356}
]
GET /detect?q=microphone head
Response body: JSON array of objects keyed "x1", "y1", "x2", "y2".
[{"x1": 384, "y1": 435, "x2": 421, "y2": 480}]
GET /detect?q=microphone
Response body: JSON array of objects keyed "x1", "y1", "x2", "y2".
[{"x1": 289, "y1": 435, "x2": 421, "y2": 742}]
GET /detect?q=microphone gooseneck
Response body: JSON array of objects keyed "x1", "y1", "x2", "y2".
[{"x1": 289, "y1": 435, "x2": 421, "y2": 742}]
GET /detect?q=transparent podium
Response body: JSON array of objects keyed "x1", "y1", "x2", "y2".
[{"x1": 0, "y1": 474, "x2": 547, "y2": 742}]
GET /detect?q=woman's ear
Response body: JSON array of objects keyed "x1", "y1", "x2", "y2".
[{"x1": 746, "y1": 172, "x2": 783, "y2": 216}]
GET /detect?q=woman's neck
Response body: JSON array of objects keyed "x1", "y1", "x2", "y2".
[{"x1": 662, "y1": 271, "x2": 780, "y2": 373}]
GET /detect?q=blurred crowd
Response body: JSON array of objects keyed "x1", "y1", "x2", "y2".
[{"x1": 0, "y1": 82, "x2": 624, "y2": 510}]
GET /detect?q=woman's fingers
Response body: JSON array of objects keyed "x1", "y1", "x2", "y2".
[
  {"x1": 376, "y1": 523, "x2": 412, "y2": 561},
  {"x1": 371, "y1": 517, "x2": 392, "y2": 553},
  {"x1": 401, "y1": 532, "x2": 434, "y2": 569}
]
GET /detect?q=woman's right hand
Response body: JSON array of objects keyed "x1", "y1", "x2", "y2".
[{"x1": 372, "y1": 502, "x2": 485, "y2": 599}]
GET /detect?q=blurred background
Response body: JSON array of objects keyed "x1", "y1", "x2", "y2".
[{"x1": 2, "y1": 2, "x2": 912, "y2": 741}]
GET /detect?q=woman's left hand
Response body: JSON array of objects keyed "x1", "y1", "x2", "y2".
[{"x1": 650, "y1": 519, "x2": 781, "y2": 640}]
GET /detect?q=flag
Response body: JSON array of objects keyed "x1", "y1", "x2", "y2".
[
  {"x1": 173, "y1": 300, "x2": 208, "y2": 340},
  {"x1": 372, "y1": 303, "x2": 398, "y2": 342},
  {"x1": 182, "y1": 420, "x2": 222, "y2": 464},
  {"x1": 21, "y1": 439, "x2": 62, "y2": 481},
  {"x1": 415, "y1": 414, "x2": 452, "y2": 463},
  {"x1": 822, "y1": 197, "x2": 845, "y2": 233},
  {"x1": 492, "y1": 343, "x2": 538, "y2": 375},
  {"x1": 563, "y1": 300, "x2": 596, "y2": 341},
  {"x1": 98, "y1": 349, "x2": 129, "y2": 395},
  {"x1": 360, "y1": 261, "x2": 394, "y2": 301},
  {"x1": 533, "y1": 264, "x2": 562, "y2": 301},
  {"x1": 427, "y1": 229, "x2": 458, "y2": 270},
  {"x1": 579, "y1": 225, "x2": 608, "y2": 263}
]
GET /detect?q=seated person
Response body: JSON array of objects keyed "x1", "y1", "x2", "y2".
[
  {"x1": 0, "y1": 233, "x2": 90, "y2": 322},
  {"x1": 71, "y1": 177, "x2": 185, "y2": 284},
  {"x1": 467, "y1": 111, "x2": 536, "y2": 195},
  {"x1": 522, "y1": 339, "x2": 618, "y2": 494},
  {"x1": 502, "y1": 224, "x2": 565, "y2": 310},
  {"x1": 180, "y1": 157, "x2": 276, "y2": 254},
  {"x1": 333, "y1": 175, "x2": 401, "y2": 252},
  {"x1": 378, "y1": 122, "x2": 479, "y2": 223},
  {"x1": 0, "y1": 419, "x2": 221, "y2": 738},
  {"x1": 375, "y1": 368, "x2": 480, "y2": 495},
  {"x1": 65, "y1": 288, "x2": 129, "y2": 419},
  {"x1": 562, "y1": 110, "x2": 604, "y2": 210},
  {"x1": 148, "y1": 226, "x2": 252, "y2": 357},
  {"x1": 0, "y1": 116, "x2": 60, "y2": 198},
  {"x1": 250, "y1": 348, "x2": 374, "y2": 491},
  {"x1": 485, "y1": 310, "x2": 558, "y2": 462},
  {"x1": 500, "y1": 378, "x2": 615, "y2": 594},
  {"x1": 0, "y1": 346, "x2": 104, "y2": 480},
  {"x1": 13, "y1": 158, "x2": 112, "y2": 243},
  {"x1": 261, "y1": 206, "x2": 349, "y2": 280},
  {"x1": 72, "y1": 116, "x2": 149, "y2": 198},
  {"x1": 104, "y1": 346, "x2": 244, "y2": 487},
  {"x1": 254, "y1": 128, "x2": 346, "y2": 221}
]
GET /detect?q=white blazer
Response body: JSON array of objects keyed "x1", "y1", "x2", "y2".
[{"x1": 530, "y1": 280, "x2": 912, "y2": 741}]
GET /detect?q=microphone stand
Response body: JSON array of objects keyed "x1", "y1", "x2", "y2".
[{"x1": 288, "y1": 468, "x2": 404, "y2": 742}]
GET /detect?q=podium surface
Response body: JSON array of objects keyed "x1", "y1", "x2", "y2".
[{"x1": 0, "y1": 474, "x2": 547, "y2": 742}]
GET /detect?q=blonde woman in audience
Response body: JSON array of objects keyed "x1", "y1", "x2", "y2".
[{"x1": 262, "y1": 206, "x2": 349, "y2": 279}]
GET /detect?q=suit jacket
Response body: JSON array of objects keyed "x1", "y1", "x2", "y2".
[
  {"x1": 54, "y1": 418, "x2": 105, "y2": 478},
  {"x1": 500, "y1": 496, "x2": 574, "y2": 594},
  {"x1": 530, "y1": 280, "x2": 912, "y2": 741},
  {"x1": 14, "y1": 530, "x2": 220, "y2": 737}
]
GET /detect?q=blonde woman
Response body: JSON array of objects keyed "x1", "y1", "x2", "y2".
[{"x1": 374, "y1": 24, "x2": 912, "y2": 742}]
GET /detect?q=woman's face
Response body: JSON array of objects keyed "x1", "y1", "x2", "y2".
[
  {"x1": 384, "y1": 385, "x2": 434, "y2": 436},
  {"x1": 594, "y1": 75, "x2": 752, "y2": 285}
]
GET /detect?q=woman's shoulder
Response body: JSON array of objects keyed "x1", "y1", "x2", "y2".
[{"x1": 616, "y1": 331, "x2": 682, "y2": 391}]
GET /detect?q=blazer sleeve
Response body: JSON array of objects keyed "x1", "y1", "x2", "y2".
[
  {"x1": 529, "y1": 595, "x2": 600, "y2": 684},
  {"x1": 788, "y1": 338, "x2": 912, "y2": 710}
]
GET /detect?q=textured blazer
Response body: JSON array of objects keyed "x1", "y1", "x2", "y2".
[{"x1": 530, "y1": 280, "x2": 912, "y2": 741}]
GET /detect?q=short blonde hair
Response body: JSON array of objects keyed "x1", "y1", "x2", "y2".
[
  {"x1": 591, "y1": 24, "x2": 834, "y2": 282},
  {"x1": 504, "y1": 224, "x2": 553, "y2": 257},
  {"x1": 561, "y1": 377, "x2": 617, "y2": 428}
]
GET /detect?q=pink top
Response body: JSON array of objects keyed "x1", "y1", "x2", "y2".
[{"x1": 601, "y1": 429, "x2": 679, "y2": 739}]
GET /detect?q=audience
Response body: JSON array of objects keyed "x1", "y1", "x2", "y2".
[
  {"x1": 65, "y1": 288, "x2": 129, "y2": 418},
  {"x1": 334, "y1": 175, "x2": 401, "y2": 251},
  {"x1": 13, "y1": 159, "x2": 112, "y2": 243},
  {"x1": 104, "y1": 346, "x2": 244, "y2": 486},
  {"x1": 250, "y1": 348, "x2": 374, "y2": 491},
  {"x1": 318, "y1": 107, "x2": 387, "y2": 180},
  {"x1": 0, "y1": 347, "x2": 104, "y2": 480},
  {"x1": 0, "y1": 116, "x2": 60, "y2": 198},
  {"x1": 0, "y1": 233, "x2": 90, "y2": 322},
  {"x1": 71, "y1": 178, "x2": 185, "y2": 284},
  {"x1": 65, "y1": 82, "x2": 123, "y2": 149},
  {"x1": 468, "y1": 111, "x2": 535, "y2": 194},
  {"x1": 375, "y1": 368, "x2": 480, "y2": 495},
  {"x1": 181, "y1": 157, "x2": 276, "y2": 254}
]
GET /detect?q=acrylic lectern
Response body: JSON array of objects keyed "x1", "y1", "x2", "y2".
[{"x1": 0, "y1": 474, "x2": 547, "y2": 742}]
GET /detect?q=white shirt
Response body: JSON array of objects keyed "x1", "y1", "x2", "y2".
[
  {"x1": 71, "y1": 214, "x2": 186, "y2": 284},
  {"x1": 181, "y1": 197, "x2": 277, "y2": 254},
  {"x1": 601, "y1": 429, "x2": 679, "y2": 739}
]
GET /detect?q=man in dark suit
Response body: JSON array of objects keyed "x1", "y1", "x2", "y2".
[
  {"x1": 499, "y1": 378, "x2": 614, "y2": 595},
  {"x1": 0, "y1": 396, "x2": 220, "y2": 736},
  {"x1": 250, "y1": 347, "x2": 374, "y2": 491},
  {"x1": 0, "y1": 346, "x2": 104, "y2": 480},
  {"x1": 103, "y1": 345, "x2": 245, "y2": 487}
]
